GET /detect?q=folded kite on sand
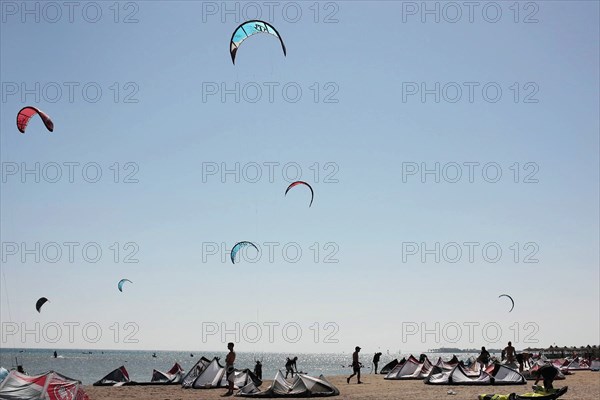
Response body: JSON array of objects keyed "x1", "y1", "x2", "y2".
[
  {"x1": 150, "y1": 362, "x2": 184, "y2": 384},
  {"x1": 93, "y1": 365, "x2": 130, "y2": 386},
  {"x1": 237, "y1": 370, "x2": 340, "y2": 397},
  {"x1": 478, "y1": 385, "x2": 568, "y2": 399},
  {"x1": 181, "y1": 357, "x2": 261, "y2": 390},
  {"x1": 0, "y1": 370, "x2": 89, "y2": 399},
  {"x1": 426, "y1": 363, "x2": 526, "y2": 385}
]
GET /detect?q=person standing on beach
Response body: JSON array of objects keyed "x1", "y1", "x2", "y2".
[
  {"x1": 222, "y1": 342, "x2": 236, "y2": 397},
  {"x1": 504, "y1": 342, "x2": 516, "y2": 364},
  {"x1": 285, "y1": 357, "x2": 298, "y2": 378},
  {"x1": 372, "y1": 352, "x2": 382, "y2": 374},
  {"x1": 477, "y1": 346, "x2": 491, "y2": 369},
  {"x1": 347, "y1": 346, "x2": 363, "y2": 384},
  {"x1": 254, "y1": 359, "x2": 263, "y2": 380}
]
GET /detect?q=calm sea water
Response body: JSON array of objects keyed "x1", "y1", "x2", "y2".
[{"x1": 0, "y1": 348, "x2": 479, "y2": 385}]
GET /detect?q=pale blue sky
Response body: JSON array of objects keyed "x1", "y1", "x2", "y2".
[{"x1": 1, "y1": 1, "x2": 598, "y2": 354}]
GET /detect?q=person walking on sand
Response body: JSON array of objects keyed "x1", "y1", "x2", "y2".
[
  {"x1": 372, "y1": 352, "x2": 382, "y2": 374},
  {"x1": 504, "y1": 342, "x2": 516, "y2": 364},
  {"x1": 222, "y1": 342, "x2": 236, "y2": 397},
  {"x1": 347, "y1": 346, "x2": 363, "y2": 384}
]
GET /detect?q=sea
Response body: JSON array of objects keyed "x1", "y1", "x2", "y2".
[{"x1": 0, "y1": 348, "x2": 481, "y2": 385}]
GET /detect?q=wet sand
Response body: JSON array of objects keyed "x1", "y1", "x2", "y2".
[{"x1": 85, "y1": 371, "x2": 600, "y2": 399}]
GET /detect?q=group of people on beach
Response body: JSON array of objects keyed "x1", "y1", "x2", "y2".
[
  {"x1": 221, "y1": 341, "x2": 561, "y2": 396},
  {"x1": 345, "y1": 347, "x2": 391, "y2": 383},
  {"x1": 477, "y1": 342, "x2": 533, "y2": 372},
  {"x1": 251, "y1": 356, "x2": 298, "y2": 381},
  {"x1": 345, "y1": 341, "x2": 560, "y2": 389},
  {"x1": 477, "y1": 342, "x2": 559, "y2": 389}
]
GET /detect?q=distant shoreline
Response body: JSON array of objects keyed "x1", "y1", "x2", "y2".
[{"x1": 425, "y1": 349, "x2": 500, "y2": 354}]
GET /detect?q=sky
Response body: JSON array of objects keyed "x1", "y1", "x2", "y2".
[{"x1": 0, "y1": 1, "x2": 598, "y2": 355}]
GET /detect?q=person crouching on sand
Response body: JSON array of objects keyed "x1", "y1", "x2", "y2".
[
  {"x1": 534, "y1": 364, "x2": 559, "y2": 390},
  {"x1": 372, "y1": 352, "x2": 382, "y2": 374},
  {"x1": 222, "y1": 342, "x2": 236, "y2": 397},
  {"x1": 347, "y1": 346, "x2": 363, "y2": 384},
  {"x1": 516, "y1": 352, "x2": 532, "y2": 373}
]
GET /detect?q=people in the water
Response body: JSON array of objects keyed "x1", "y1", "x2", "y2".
[
  {"x1": 254, "y1": 360, "x2": 263, "y2": 380},
  {"x1": 477, "y1": 346, "x2": 491, "y2": 368},
  {"x1": 372, "y1": 352, "x2": 382, "y2": 374},
  {"x1": 152, "y1": 353, "x2": 157, "y2": 358},
  {"x1": 534, "y1": 364, "x2": 559, "y2": 390},
  {"x1": 347, "y1": 346, "x2": 363, "y2": 384},
  {"x1": 285, "y1": 357, "x2": 298, "y2": 378},
  {"x1": 53, "y1": 351, "x2": 57, "y2": 358}
]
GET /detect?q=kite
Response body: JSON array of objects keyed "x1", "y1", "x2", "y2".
[
  {"x1": 231, "y1": 241, "x2": 258, "y2": 264},
  {"x1": 118, "y1": 279, "x2": 133, "y2": 292},
  {"x1": 35, "y1": 297, "x2": 49, "y2": 313},
  {"x1": 17, "y1": 107, "x2": 54, "y2": 133},
  {"x1": 230, "y1": 20, "x2": 286, "y2": 64},
  {"x1": 498, "y1": 294, "x2": 515, "y2": 312},
  {"x1": 285, "y1": 181, "x2": 314, "y2": 207}
]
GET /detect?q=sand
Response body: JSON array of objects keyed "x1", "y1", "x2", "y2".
[{"x1": 85, "y1": 371, "x2": 600, "y2": 399}]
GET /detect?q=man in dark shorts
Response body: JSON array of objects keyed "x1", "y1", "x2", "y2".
[
  {"x1": 534, "y1": 364, "x2": 559, "y2": 390},
  {"x1": 347, "y1": 346, "x2": 362, "y2": 384},
  {"x1": 372, "y1": 352, "x2": 382, "y2": 374}
]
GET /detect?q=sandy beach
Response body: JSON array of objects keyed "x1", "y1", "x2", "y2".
[{"x1": 85, "y1": 372, "x2": 600, "y2": 400}]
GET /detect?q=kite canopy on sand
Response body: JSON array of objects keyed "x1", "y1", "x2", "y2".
[
  {"x1": 479, "y1": 386, "x2": 568, "y2": 400},
  {"x1": 231, "y1": 241, "x2": 259, "y2": 264},
  {"x1": 0, "y1": 370, "x2": 89, "y2": 399},
  {"x1": 499, "y1": 294, "x2": 515, "y2": 312},
  {"x1": 16, "y1": 107, "x2": 54, "y2": 133},
  {"x1": 35, "y1": 297, "x2": 48, "y2": 313},
  {"x1": 285, "y1": 181, "x2": 314, "y2": 207},
  {"x1": 230, "y1": 20, "x2": 286, "y2": 64}
]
